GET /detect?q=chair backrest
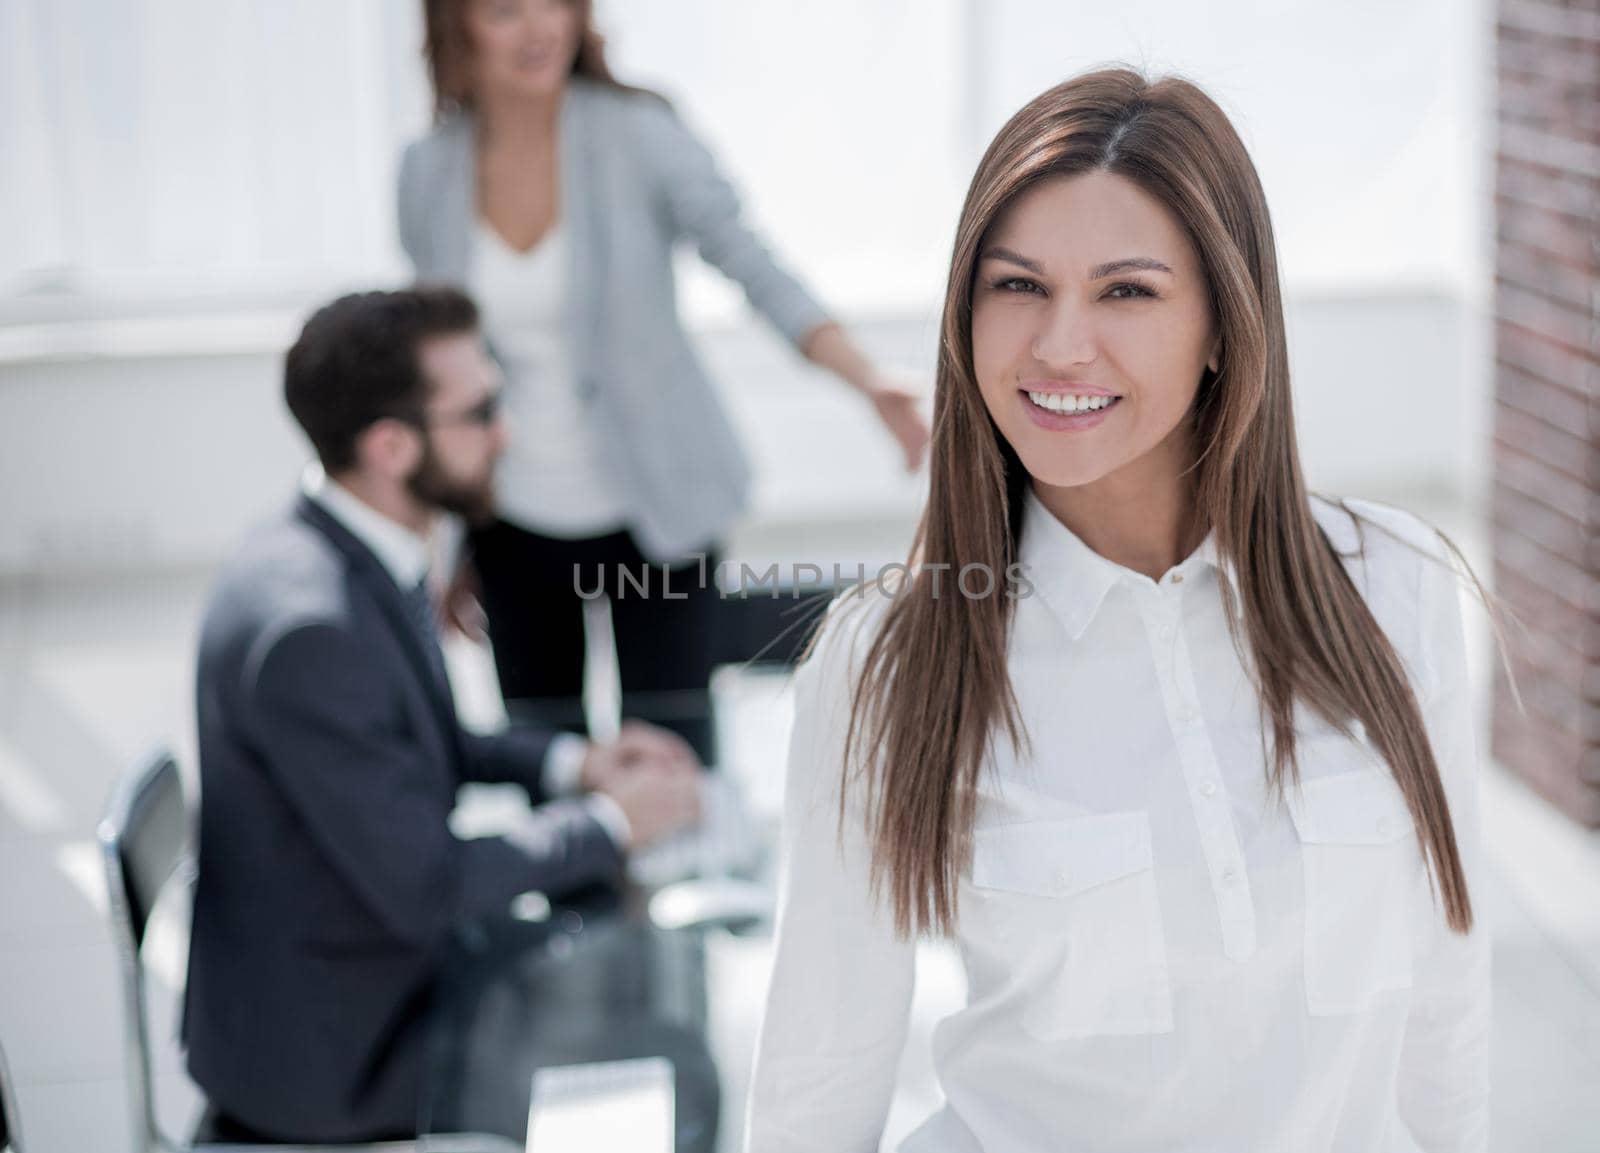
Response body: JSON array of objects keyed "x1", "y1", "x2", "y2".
[
  {"x1": 98, "y1": 747, "x2": 189, "y2": 1153},
  {"x1": 0, "y1": 1032, "x2": 20, "y2": 1152}
]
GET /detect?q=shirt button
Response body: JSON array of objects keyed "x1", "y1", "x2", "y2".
[
  {"x1": 1170, "y1": 572, "x2": 1185, "y2": 585},
  {"x1": 1058, "y1": 868, "x2": 1074, "y2": 889},
  {"x1": 1177, "y1": 708, "x2": 1198, "y2": 725},
  {"x1": 1221, "y1": 866, "x2": 1239, "y2": 885},
  {"x1": 1200, "y1": 780, "x2": 1218, "y2": 797},
  {"x1": 1158, "y1": 625, "x2": 1174, "y2": 641}
]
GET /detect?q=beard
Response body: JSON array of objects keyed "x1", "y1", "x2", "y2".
[{"x1": 406, "y1": 442, "x2": 496, "y2": 524}]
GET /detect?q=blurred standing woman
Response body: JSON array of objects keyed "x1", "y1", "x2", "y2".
[
  {"x1": 748, "y1": 68, "x2": 1490, "y2": 1152},
  {"x1": 399, "y1": 0, "x2": 928, "y2": 761}
]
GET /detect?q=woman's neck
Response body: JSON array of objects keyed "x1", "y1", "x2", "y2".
[
  {"x1": 1031, "y1": 434, "x2": 1206, "y2": 583},
  {"x1": 474, "y1": 84, "x2": 564, "y2": 153}
]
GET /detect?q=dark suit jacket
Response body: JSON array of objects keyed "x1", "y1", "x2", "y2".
[{"x1": 182, "y1": 495, "x2": 622, "y2": 1141}]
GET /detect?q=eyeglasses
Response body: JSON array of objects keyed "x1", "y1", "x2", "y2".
[{"x1": 424, "y1": 388, "x2": 504, "y2": 429}]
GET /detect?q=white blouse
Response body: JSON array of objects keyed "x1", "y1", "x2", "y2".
[
  {"x1": 746, "y1": 491, "x2": 1490, "y2": 1153},
  {"x1": 470, "y1": 219, "x2": 631, "y2": 538}
]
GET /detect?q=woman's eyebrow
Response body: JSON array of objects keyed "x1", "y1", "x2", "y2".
[
  {"x1": 1089, "y1": 256, "x2": 1174, "y2": 278},
  {"x1": 979, "y1": 245, "x2": 1045, "y2": 274}
]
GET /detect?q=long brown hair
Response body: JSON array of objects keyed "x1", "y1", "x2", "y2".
[
  {"x1": 841, "y1": 67, "x2": 1476, "y2": 940},
  {"x1": 422, "y1": 0, "x2": 639, "y2": 120}
]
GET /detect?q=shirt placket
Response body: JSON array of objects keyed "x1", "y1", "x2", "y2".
[{"x1": 1139, "y1": 569, "x2": 1258, "y2": 961}]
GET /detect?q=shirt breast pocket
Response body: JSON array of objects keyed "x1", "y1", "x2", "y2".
[
  {"x1": 967, "y1": 811, "x2": 1173, "y2": 1041},
  {"x1": 1287, "y1": 750, "x2": 1422, "y2": 1015}
]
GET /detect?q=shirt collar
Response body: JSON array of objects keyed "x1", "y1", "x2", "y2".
[
  {"x1": 1018, "y1": 486, "x2": 1227, "y2": 642},
  {"x1": 301, "y1": 463, "x2": 432, "y2": 591}
]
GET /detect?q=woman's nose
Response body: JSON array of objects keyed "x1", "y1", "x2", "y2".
[{"x1": 1030, "y1": 296, "x2": 1098, "y2": 369}]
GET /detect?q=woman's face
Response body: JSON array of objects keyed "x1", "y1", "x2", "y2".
[
  {"x1": 971, "y1": 171, "x2": 1218, "y2": 496},
  {"x1": 463, "y1": 0, "x2": 583, "y2": 102}
]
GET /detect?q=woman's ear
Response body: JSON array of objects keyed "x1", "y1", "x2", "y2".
[{"x1": 1207, "y1": 336, "x2": 1221, "y2": 375}]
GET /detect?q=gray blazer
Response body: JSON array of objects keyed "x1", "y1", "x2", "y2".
[
  {"x1": 398, "y1": 80, "x2": 832, "y2": 562},
  {"x1": 184, "y1": 495, "x2": 622, "y2": 1139}
]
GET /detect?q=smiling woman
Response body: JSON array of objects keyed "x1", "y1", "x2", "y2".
[
  {"x1": 747, "y1": 67, "x2": 1491, "y2": 1153},
  {"x1": 973, "y1": 174, "x2": 1219, "y2": 498}
]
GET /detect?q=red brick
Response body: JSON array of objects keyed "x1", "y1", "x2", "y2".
[
  {"x1": 1492, "y1": 484, "x2": 1590, "y2": 568},
  {"x1": 1496, "y1": 321, "x2": 1598, "y2": 394},
  {"x1": 1494, "y1": 194, "x2": 1599, "y2": 270},
  {"x1": 1498, "y1": 74, "x2": 1600, "y2": 142},
  {"x1": 1496, "y1": 111, "x2": 1600, "y2": 157},
  {"x1": 1491, "y1": 564, "x2": 1597, "y2": 647},
  {"x1": 1499, "y1": 35, "x2": 1600, "y2": 88},
  {"x1": 1495, "y1": 362, "x2": 1593, "y2": 427},
  {"x1": 1493, "y1": 0, "x2": 1600, "y2": 827},
  {"x1": 1496, "y1": 246, "x2": 1597, "y2": 312},
  {"x1": 1495, "y1": 280, "x2": 1596, "y2": 351},
  {"x1": 1494, "y1": 401, "x2": 1592, "y2": 479},
  {"x1": 1506, "y1": 652, "x2": 1595, "y2": 734},
  {"x1": 1492, "y1": 699, "x2": 1600, "y2": 827},
  {"x1": 1497, "y1": 3, "x2": 1600, "y2": 44},
  {"x1": 1495, "y1": 156, "x2": 1599, "y2": 224},
  {"x1": 1494, "y1": 438, "x2": 1592, "y2": 521},
  {"x1": 1495, "y1": 522, "x2": 1595, "y2": 615}
]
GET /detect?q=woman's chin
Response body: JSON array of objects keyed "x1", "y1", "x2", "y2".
[{"x1": 1011, "y1": 450, "x2": 1114, "y2": 494}]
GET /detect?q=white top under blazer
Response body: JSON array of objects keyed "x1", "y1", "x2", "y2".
[
  {"x1": 470, "y1": 218, "x2": 631, "y2": 538},
  {"x1": 746, "y1": 490, "x2": 1489, "y2": 1153}
]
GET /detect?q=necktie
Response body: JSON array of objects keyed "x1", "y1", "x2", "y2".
[{"x1": 403, "y1": 577, "x2": 451, "y2": 696}]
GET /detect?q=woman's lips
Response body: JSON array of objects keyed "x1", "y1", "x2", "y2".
[{"x1": 1018, "y1": 388, "x2": 1123, "y2": 431}]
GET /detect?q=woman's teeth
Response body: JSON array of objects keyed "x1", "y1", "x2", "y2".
[{"x1": 1026, "y1": 391, "x2": 1118, "y2": 414}]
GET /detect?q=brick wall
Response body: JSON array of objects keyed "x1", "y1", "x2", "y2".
[{"x1": 1491, "y1": 0, "x2": 1599, "y2": 825}]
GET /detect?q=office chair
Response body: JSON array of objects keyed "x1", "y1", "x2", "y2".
[
  {"x1": 0, "y1": 1031, "x2": 21, "y2": 1152},
  {"x1": 98, "y1": 747, "x2": 519, "y2": 1153}
]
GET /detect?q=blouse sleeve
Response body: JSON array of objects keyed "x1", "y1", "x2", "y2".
[
  {"x1": 743, "y1": 599, "x2": 917, "y2": 1152},
  {"x1": 632, "y1": 97, "x2": 832, "y2": 350},
  {"x1": 1395, "y1": 541, "x2": 1493, "y2": 1152}
]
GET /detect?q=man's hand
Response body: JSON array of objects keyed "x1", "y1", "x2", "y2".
[
  {"x1": 580, "y1": 720, "x2": 699, "y2": 789},
  {"x1": 580, "y1": 720, "x2": 704, "y2": 848},
  {"x1": 597, "y1": 763, "x2": 702, "y2": 849}
]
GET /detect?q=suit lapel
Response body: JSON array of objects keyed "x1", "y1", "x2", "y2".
[{"x1": 294, "y1": 497, "x2": 463, "y2": 766}]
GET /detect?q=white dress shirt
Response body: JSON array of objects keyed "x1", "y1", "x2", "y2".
[
  {"x1": 746, "y1": 490, "x2": 1490, "y2": 1153},
  {"x1": 470, "y1": 219, "x2": 632, "y2": 539},
  {"x1": 300, "y1": 466, "x2": 630, "y2": 847}
]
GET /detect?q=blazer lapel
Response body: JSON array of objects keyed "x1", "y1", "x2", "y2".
[
  {"x1": 293, "y1": 497, "x2": 463, "y2": 763},
  {"x1": 561, "y1": 82, "x2": 603, "y2": 401},
  {"x1": 429, "y1": 114, "x2": 476, "y2": 287}
]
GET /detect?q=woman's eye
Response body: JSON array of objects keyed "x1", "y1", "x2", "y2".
[
  {"x1": 993, "y1": 277, "x2": 1044, "y2": 295},
  {"x1": 1105, "y1": 281, "x2": 1156, "y2": 300}
]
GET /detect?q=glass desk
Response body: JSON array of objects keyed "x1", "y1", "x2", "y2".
[
  {"x1": 420, "y1": 886, "x2": 729, "y2": 1152},
  {"x1": 443, "y1": 676, "x2": 783, "y2": 1150}
]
